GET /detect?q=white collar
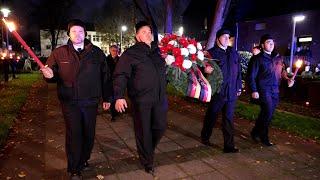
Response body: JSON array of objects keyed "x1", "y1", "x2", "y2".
[
  {"x1": 217, "y1": 43, "x2": 227, "y2": 51},
  {"x1": 73, "y1": 43, "x2": 84, "y2": 51},
  {"x1": 263, "y1": 50, "x2": 272, "y2": 55}
]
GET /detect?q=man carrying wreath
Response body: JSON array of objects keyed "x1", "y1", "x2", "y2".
[{"x1": 201, "y1": 28, "x2": 242, "y2": 153}]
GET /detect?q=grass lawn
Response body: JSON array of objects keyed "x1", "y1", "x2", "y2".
[
  {"x1": 236, "y1": 101, "x2": 320, "y2": 141},
  {"x1": 168, "y1": 85, "x2": 320, "y2": 141},
  {"x1": 0, "y1": 73, "x2": 41, "y2": 146}
]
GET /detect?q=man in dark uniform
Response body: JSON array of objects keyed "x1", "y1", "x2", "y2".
[
  {"x1": 41, "y1": 19, "x2": 112, "y2": 179},
  {"x1": 106, "y1": 45, "x2": 120, "y2": 121},
  {"x1": 113, "y1": 21, "x2": 167, "y2": 175},
  {"x1": 248, "y1": 34, "x2": 292, "y2": 146},
  {"x1": 247, "y1": 45, "x2": 261, "y2": 104},
  {"x1": 201, "y1": 29, "x2": 242, "y2": 153}
]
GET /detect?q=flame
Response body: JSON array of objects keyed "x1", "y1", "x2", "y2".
[
  {"x1": 295, "y1": 60, "x2": 303, "y2": 68},
  {"x1": 2, "y1": 18, "x2": 16, "y2": 32}
]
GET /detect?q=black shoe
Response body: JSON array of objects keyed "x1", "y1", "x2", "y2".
[
  {"x1": 262, "y1": 141, "x2": 274, "y2": 146},
  {"x1": 223, "y1": 147, "x2": 239, "y2": 153},
  {"x1": 144, "y1": 166, "x2": 155, "y2": 176},
  {"x1": 69, "y1": 172, "x2": 82, "y2": 180},
  {"x1": 201, "y1": 140, "x2": 214, "y2": 147},
  {"x1": 250, "y1": 132, "x2": 260, "y2": 143}
]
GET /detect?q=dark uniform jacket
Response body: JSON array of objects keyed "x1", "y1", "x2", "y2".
[
  {"x1": 45, "y1": 39, "x2": 112, "y2": 102},
  {"x1": 248, "y1": 52, "x2": 284, "y2": 93},
  {"x1": 208, "y1": 46, "x2": 242, "y2": 101},
  {"x1": 113, "y1": 42, "x2": 167, "y2": 103},
  {"x1": 106, "y1": 55, "x2": 119, "y2": 75}
]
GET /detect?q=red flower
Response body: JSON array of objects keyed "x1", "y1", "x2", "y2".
[
  {"x1": 172, "y1": 47, "x2": 181, "y2": 56},
  {"x1": 170, "y1": 34, "x2": 177, "y2": 40},
  {"x1": 189, "y1": 39, "x2": 197, "y2": 46},
  {"x1": 175, "y1": 55, "x2": 184, "y2": 66},
  {"x1": 191, "y1": 54, "x2": 197, "y2": 61},
  {"x1": 167, "y1": 44, "x2": 174, "y2": 51},
  {"x1": 160, "y1": 46, "x2": 168, "y2": 54},
  {"x1": 179, "y1": 38, "x2": 188, "y2": 48},
  {"x1": 161, "y1": 37, "x2": 170, "y2": 44}
]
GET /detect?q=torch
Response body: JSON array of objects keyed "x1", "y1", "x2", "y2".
[
  {"x1": 292, "y1": 59, "x2": 303, "y2": 79},
  {"x1": 288, "y1": 59, "x2": 303, "y2": 87},
  {"x1": 2, "y1": 18, "x2": 45, "y2": 69}
]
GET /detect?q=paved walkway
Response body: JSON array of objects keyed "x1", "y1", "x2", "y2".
[{"x1": 0, "y1": 82, "x2": 320, "y2": 179}]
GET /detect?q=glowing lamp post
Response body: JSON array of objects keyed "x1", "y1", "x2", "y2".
[
  {"x1": 2, "y1": 18, "x2": 45, "y2": 69},
  {"x1": 1, "y1": 8, "x2": 11, "y2": 48},
  {"x1": 289, "y1": 15, "x2": 305, "y2": 73},
  {"x1": 120, "y1": 25, "x2": 127, "y2": 53},
  {"x1": 178, "y1": 26, "x2": 184, "y2": 36}
]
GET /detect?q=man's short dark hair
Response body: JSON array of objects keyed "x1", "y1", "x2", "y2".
[
  {"x1": 67, "y1": 19, "x2": 87, "y2": 36},
  {"x1": 216, "y1": 28, "x2": 231, "y2": 38},
  {"x1": 135, "y1": 21, "x2": 152, "y2": 33},
  {"x1": 252, "y1": 46, "x2": 261, "y2": 50},
  {"x1": 260, "y1": 34, "x2": 273, "y2": 45}
]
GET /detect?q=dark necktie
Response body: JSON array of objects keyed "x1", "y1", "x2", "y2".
[{"x1": 77, "y1": 48, "x2": 82, "y2": 52}]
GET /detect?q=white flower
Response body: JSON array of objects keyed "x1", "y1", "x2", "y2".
[
  {"x1": 158, "y1": 34, "x2": 164, "y2": 43},
  {"x1": 197, "y1": 51, "x2": 204, "y2": 61},
  {"x1": 196, "y1": 42, "x2": 202, "y2": 50},
  {"x1": 187, "y1": 44, "x2": 197, "y2": 54},
  {"x1": 180, "y1": 48, "x2": 189, "y2": 56},
  {"x1": 182, "y1": 60, "x2": 193, "y2": 69},
  {"x1": 168, "y1": 40, "x2": 178, "y2": 46},
  {"x1": 165, "y1": 55, "x2": 175, "y2": 65}
]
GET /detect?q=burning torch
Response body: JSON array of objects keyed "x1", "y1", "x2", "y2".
[
  {"x1": 2, "y1": 18, "x2": 45, "y2": 69},
  {"x1": 288, "y1": 59, "x2": 303, "y2": 87}
]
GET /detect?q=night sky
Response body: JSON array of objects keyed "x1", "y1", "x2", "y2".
[{"x1": 1, "y1": 0, "x2": 319, "y2": 49}]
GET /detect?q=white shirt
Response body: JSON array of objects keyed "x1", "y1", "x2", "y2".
[{"x1": 73, "y1": 43, "x2": 84, "y2": 51}]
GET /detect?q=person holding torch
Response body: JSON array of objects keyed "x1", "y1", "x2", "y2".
[
  {"x1": 41, "y1": 19, "x2": 112, "y2": 179},
  {"x1": 248, "y1": 34, "x2": 293, "y2": 146}
]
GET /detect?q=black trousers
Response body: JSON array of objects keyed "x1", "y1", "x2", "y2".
[
  {"x1": 110, "y1": 101, "x2": 117, "y2": 119},
  {"x1": 201, "y1": 95, "x2": 236, "y2": 149},
  {"x1": 131, "y1": 99, "x2": 167, "y2": 167},
  {"x1": 4, "y1": 60, "x2": 9, "y2": 82},
  {"x1": 251, "y1": 92, "x2": 279, "y2": 142},
  {"x1": 61, "y1": 100, "x2": 98, "y2": 173}
]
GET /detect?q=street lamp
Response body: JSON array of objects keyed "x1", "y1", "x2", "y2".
[
  {"x1": 1, "y1": 8, "x2": 11, "y2": 48},
  {"x1": 178, "y1": 26, "x2": 184, "y2": 36},
  {"x1": 289, "y1": 15, "x2": 305, "y2": 73},
  {"x1": 120, "y1": 25, "x2": 127, "y2": 53}
]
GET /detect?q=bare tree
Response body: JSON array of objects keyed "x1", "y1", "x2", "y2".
[
  {"x1": 93, "y1": 0, "x2": 135, "y2": 47},
  {"x1": 135, "y1": 0, "x2": 191, "y2": 34},
  {"x1": 29, "y1": 0, "x2": 75, "y2": 50},
  {"x1": 206, "y1": 0, "x2": 231, "y2": 50},
  {"x1": 164, "y1": 0, "x2": 173, "y2": 33}
]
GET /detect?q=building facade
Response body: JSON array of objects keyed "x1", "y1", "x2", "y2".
[
  {"x1": 40, "y1": 30, "x2": 110, "y2": 57},
  {"x1": 238, "y1": 10, "x2": 320, "y2": 65}
]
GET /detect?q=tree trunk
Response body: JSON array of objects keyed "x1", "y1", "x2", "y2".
[
  {"x1": 50, "y1": 29, "x2": 57, "y2": 50},
  {"x1": 55, "y1": 29, "x2": 60, "y2": 48},
  {"x1": 164, "y1": 0, "x2": 173, "y2": 33},
  {"x1": 206, "y1": 0, "x2": 230, "y2": 50},
  {"x1": 134, "y1": 0, "x2": 159, "y2": 43}
]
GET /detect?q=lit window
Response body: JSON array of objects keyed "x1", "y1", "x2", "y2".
[{"x1": 298, "y1": 37, "x2": 312, "y2": 43}]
